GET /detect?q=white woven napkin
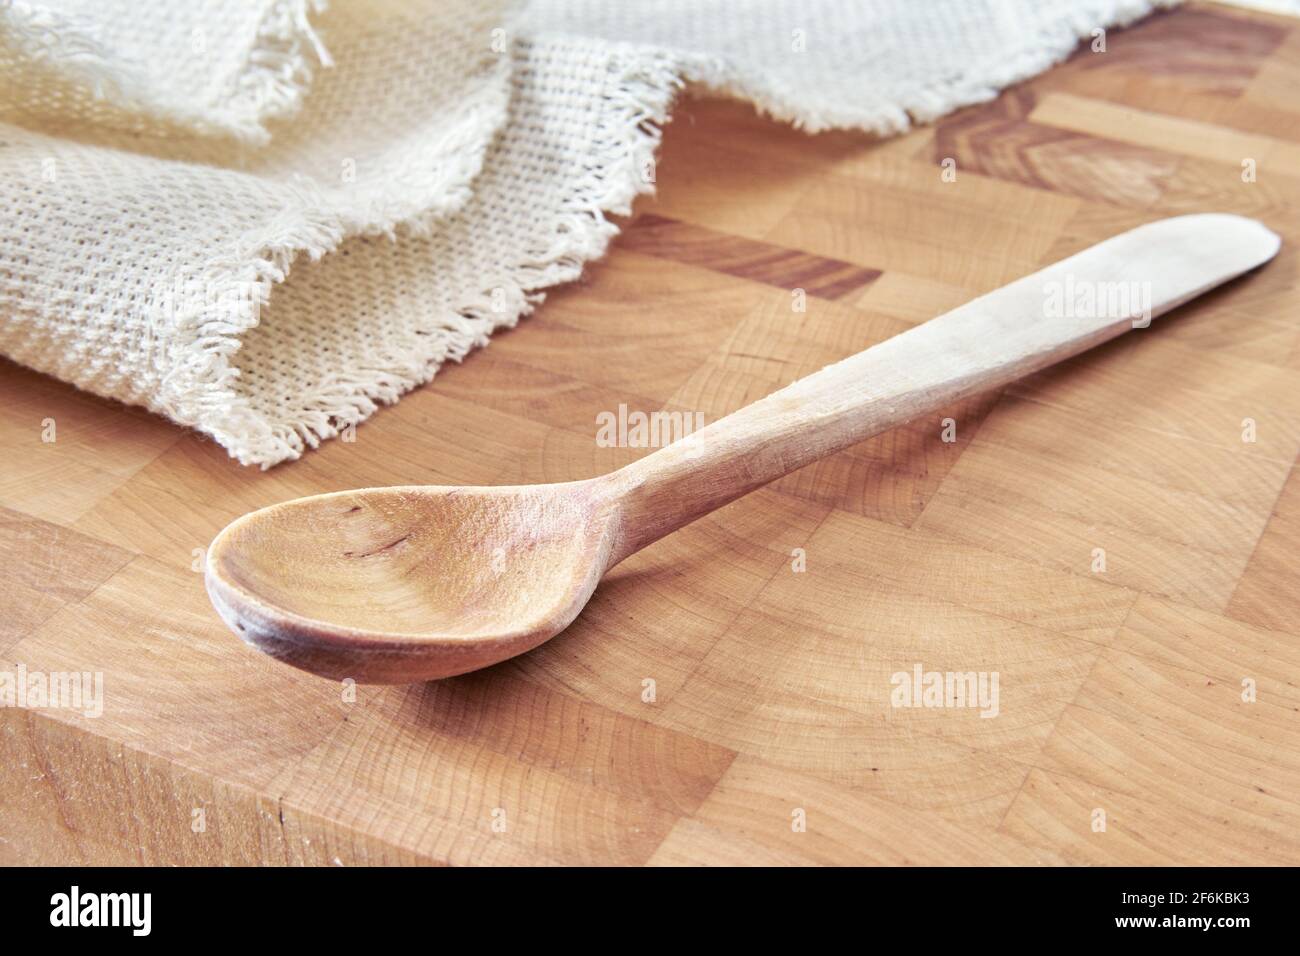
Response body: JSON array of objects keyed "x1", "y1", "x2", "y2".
[{"x1": 0, "y1": 0, "x2": 1175, "y2": 467}]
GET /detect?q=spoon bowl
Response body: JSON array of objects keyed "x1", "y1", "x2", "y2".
[{"x1": 206, "y1": 480, "x2": 621, "y2": 682}]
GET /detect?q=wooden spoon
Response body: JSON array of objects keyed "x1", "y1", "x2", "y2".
[{"x1": 207, "y1": 214, "x2": 1280, "y2": 684}]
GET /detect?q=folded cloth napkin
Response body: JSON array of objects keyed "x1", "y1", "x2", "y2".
[{"x1": 0, "y1": 0, "x2": 1176, "y2": 467}]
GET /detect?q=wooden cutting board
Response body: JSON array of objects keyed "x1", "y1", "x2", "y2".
[{"x1": 2, "y1": 1, "x2": 1298, "y2": 866}]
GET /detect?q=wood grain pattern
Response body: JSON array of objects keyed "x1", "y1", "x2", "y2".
[
  {"x1": 1, "y1": 2, "x2": 1298, "y2": 865},
  {"x1": 621, "y1": 214, "x2": 882, "y2": 300}
]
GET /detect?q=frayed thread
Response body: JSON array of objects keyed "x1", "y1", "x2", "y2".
[
  {"x1": 182, "y1": 41, "x2": 681, "y2": 468},
  {"x1": 153, "y1": 49, "x2": 516, "y2": 467},
  {"x1": 216, "y1": 0, "x2": 335, "y2": 144}
]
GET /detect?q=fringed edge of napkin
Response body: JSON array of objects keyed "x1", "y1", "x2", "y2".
[
  {"x1": 214, "y1": 0, "x2": 334, "y2": 145},
  {"x1": 679, "y1": 0, "x2": 1182, "y2": 135},
  {"x1": 163, "y1": 43, "x2": 682, "y2": 468}
]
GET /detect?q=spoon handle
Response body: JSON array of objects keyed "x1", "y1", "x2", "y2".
[{"x1": 606, "y1": 214, "x2": 1280, "y2": 564}]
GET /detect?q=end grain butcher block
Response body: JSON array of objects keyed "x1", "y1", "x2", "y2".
[{"x1": 2, "y1": 1, "x2": 1299, "y2": 865}]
